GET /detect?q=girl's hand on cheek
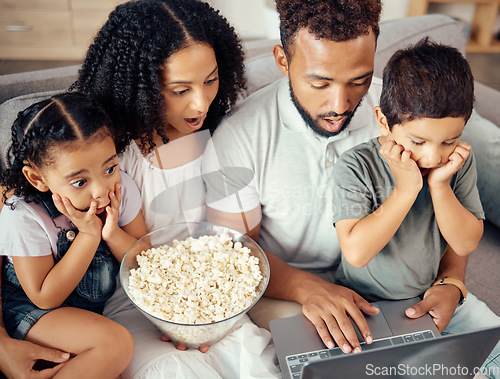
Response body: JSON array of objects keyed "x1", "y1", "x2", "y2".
[
  {"x1": 428, "y1": 141, "x2": 471, "y2": 187},
  {"x1": 379, "y1": 140, "x2": 422, "y2": 194},
  {"x1": 52, "y1": 193, "x2": 102, "y2": 237},
  {"x1": 101, "y1": 182, "x2": 121, "y2": 241}
]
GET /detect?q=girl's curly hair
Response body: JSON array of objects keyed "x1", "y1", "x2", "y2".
[
  {"x1": 0, "y1": 93, "x2": 114, "y2": 205},
  {"x1": 72, "y1": 0, "x2": 246, "y2": 153},
  {"x1": 275, "y1": 0, "x2": 382, "y2": 58}
]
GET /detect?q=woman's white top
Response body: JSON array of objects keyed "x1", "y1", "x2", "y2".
[{"x1": 112, "y1": 131, "x2": 279, "y2": 379}]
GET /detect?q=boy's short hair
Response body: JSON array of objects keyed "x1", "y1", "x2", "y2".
[
  {"x1": 380, "y1": 37, "x2": 474, "y2": 128},
  {"x1": 275, "y1": 0, "x2": 381, "y2": 59}
]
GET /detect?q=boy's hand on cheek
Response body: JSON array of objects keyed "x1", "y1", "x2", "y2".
[
  {"x1": 379, "y1": 140, "x2": 422, "y2": 193},
  {"x1": 101, "y1": 182, "x2": 122, "y2": 241},
  {"x1": 428, "y1": 141, "x2": 471, "y2": 187},
  {"x1": 52, "y1": 193, "x2": 102, "y2": 238}
]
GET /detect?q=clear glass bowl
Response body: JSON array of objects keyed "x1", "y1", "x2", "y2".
[{"x1": 120, "y1": 222, "x2": 269, "y2": 348}]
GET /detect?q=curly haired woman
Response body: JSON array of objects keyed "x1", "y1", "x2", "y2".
[
  {"x1": 73, "y1": 0, "x2": 246, "y2": 231},
  {"x1": 71, "y1": 0, "x2": 279, "y2": 378}
]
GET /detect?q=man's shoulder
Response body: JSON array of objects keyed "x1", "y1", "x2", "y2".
[
  {"x1": 222, "y1": 78, "x2": 285, "y2": 124},
  {"x1": 213, "y1": 78, "x2": 286, "y2": 141}
]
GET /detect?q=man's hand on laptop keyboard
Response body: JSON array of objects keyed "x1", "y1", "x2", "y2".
[{"x1": 301, "y1": 281, "x2": 379, "y2": 354}]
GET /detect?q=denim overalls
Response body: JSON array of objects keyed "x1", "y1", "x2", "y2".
[{"x1": 1, "y1": 193, "x2": 119, "y2": 340}]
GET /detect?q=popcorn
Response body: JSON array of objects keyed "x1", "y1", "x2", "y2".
[{"x1": 128, "y1": 233, "x2": 263, "y2": 325}]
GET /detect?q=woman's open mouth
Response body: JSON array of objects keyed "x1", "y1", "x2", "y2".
[{"x1": 184, "y1": 115, "x2": 206, "y2": 130}]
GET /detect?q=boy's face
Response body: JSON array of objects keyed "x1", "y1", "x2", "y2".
[
  {"x1": 33, "y1": 135, "x2": 120, "y2": 213},
  {"x1": 380, "y1": 115, "x2": 466, "y2": 175}
]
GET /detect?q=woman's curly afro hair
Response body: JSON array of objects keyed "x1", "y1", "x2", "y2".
[
  {"x1": 72, "y1": 0, "x2": 246, "y2": 153},
  {"x1": 275, "y1": 0, "x2": 382, "y2": 58}
]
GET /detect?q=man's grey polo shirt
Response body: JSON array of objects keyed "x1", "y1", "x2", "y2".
[{"x1": 204, "y1": 77, "x2": 382, "y2": 270}]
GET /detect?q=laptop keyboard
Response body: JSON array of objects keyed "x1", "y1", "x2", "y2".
[{"x1": 285, "y1": 330, "x2": 436, "y2": 378}]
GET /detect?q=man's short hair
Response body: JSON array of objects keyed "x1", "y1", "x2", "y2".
[
  {"x1": 380, "y1": 37, "x2": 475, "y2": 128},
  {"x1": 275, "y1": 0, "x2": 382, "y2": 58}
]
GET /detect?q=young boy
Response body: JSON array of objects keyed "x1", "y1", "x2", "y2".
[
  {"x1": 332, "y1": 37, "x2": 484, "y2": 303},
  {"x1": 332, "y1": 39, "x2": 500, "y2": 378}
]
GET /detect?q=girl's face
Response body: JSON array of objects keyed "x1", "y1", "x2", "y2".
[
  {"x1": 161, "y1": 42, "x2": 219, "y2": 141},
  {"x1": 35, "y1": 134, "x2": 120, "y2": 214}
]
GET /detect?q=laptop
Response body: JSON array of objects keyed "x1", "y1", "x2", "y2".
[{"x1": 270, "y1": 297, "x2": 500, "y2": 379}]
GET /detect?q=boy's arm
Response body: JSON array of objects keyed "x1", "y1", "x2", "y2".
[
  {"x1": 428, "y1": 142, "x2": 483, "y2": 256},
  {"x1": 336, "y1": 185, "x2": 418, "y2": 267},
  {"x1": 406, "y1": 245, "x2": 467, "y2": 332},
  {"x1": 336, "y1": 140, "x2": 422, "y2": 268},
  {"x1": 430, "y1": 185, "x2": 483, "y2": 255}
]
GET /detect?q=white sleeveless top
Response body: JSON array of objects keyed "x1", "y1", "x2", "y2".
[{"x1": 118, "y1": 132, "x2": 209, "y2": 232}]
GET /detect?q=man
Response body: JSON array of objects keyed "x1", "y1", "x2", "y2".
[{"x1": 204, "y1": 0, "x2": 500, "y2": 372}]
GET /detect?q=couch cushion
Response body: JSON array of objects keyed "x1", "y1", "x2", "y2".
[
  {"x1": 244, "y1": 49, "x2": 282, "y2": 97},
  {"x1": 466, "y1": 221, "x2": 500, "y2": 316},
  {"x1": 375, "y1": 14, "x2": 466, "y2": 78},
  {"x1": 461, "y1": 111, "x2": 500, "y2": 228},
  {"x1": 0, "y1": 66, "x2": 79, "y2": 105}
]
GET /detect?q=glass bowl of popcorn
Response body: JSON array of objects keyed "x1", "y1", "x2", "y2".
[{"x1": 120, "y1": 222, "x2": 270, "y2": 348}]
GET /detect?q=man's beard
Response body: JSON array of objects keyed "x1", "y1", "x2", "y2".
[{"x1": 289, "y1": 82, "x2": 363, "y2": 138}]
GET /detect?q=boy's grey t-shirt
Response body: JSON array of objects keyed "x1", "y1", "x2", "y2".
[{"x1": 332, "y1": 138, "x2": 484, "y2": 302}]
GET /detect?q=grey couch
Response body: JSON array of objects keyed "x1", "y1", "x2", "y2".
[{"x1": 0, "y1": 14, "x2": 498, "y2": 316}]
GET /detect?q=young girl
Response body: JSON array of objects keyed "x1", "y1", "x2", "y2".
[
  {"x1": 0, "y1": 93, "x2": 148, "y2": 378},
  {"x1": 70, "y1": 0, "x2": 279, "y2": 378}
]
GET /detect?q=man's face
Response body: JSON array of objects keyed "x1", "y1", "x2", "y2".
[
  {"x1": 289, "y1": 81, "x2": 363, "y2": 138},
  {"x1": 275, "y1": 28, "x2": 376, "y2": 137}
]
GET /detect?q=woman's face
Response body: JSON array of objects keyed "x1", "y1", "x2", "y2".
[{"x1": 161, "y1": 42, "x2": 219, "y2": 141}]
